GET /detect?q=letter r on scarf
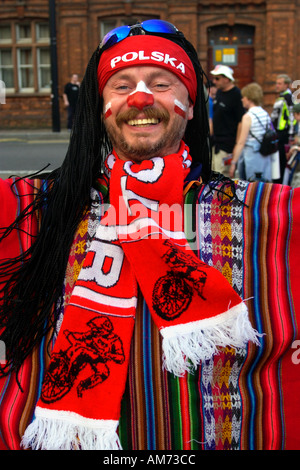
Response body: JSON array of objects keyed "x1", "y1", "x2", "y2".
[{"x1": 81, "y1": 240, "x2": 124, "y2": 288}]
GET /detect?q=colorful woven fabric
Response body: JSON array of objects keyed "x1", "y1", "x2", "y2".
[
  {"x1": 23, "y1": 146, "x2": 258, "y2": 450},
  {"x1": 0, "y1": 176, "x2": 299, "y2": 450}
]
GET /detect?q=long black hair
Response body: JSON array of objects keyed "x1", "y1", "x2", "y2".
[{"x1": 0, "y1": 27, "x2": 211, "y2": 378}]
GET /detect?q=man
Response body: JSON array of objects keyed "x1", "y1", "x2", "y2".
[
  {"x1": 63, "y1": 73, "x2": 80, "y2": 130},
  {"x1": 271, "y1": 74, "x2": 295, "y2": 183},
  {"x1": 0, "y1": 21, "x2": 299, "y2": 451},
  {"x1": 292, "y1": 102, "x2": 300, "y2": 145},
  {"x1": 210, "y1": 64, "x2": 244, "y2": 177},
  {"x1": 206, "y1": 80, "x2": 217, "y2": 136}
]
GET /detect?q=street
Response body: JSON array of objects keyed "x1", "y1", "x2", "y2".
[{"x1": 0, "y1": 134, "x2": 70, "y2": 179}]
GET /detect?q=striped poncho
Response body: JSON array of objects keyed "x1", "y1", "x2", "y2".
[{"x1": 0, "y1": 176, "x2": 299, "y2": 450}]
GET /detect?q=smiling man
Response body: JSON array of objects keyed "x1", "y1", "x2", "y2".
[
  {"x1": 0, "y1": 21, "x2": 300, "y2": 452},
  {"x1": 102, "y1": 67, "x2": 193, "y2": 161},
  {"x1": 98, "y1": 34, "x2": 196, "y2": 162}
]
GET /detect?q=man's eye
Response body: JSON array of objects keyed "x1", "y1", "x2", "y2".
[
  {"x1": 154, "y1": 83, "x2": 169, "y2": 89},
  {"x1": 115, "y1": 84, "x2": 130, "y2": 92}
]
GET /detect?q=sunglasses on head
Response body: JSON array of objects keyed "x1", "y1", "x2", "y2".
[{"x1": 99, "y1": 19, "x2": 182, "y2": 50}]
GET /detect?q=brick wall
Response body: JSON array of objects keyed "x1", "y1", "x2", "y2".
[{"x1": 2, "y1": 94, "x2": 52, "y2": 128}]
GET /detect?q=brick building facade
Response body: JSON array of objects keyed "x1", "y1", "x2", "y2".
[{"x1": 0, "y1": 0, "x2": 299, "y2": 129}]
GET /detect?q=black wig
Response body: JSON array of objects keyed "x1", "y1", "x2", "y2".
[{"x1": 0, "y1": 27, "x2": 212, "y2": 378}]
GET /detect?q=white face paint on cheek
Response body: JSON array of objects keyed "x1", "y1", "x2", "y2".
[
  {"x1": 174, "y1": 99, "x2": 187, "y2": 118},
  {"x1": 104, "y1": 102, "x2": 112, "y2": 119}
]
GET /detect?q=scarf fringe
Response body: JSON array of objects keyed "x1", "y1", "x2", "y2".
[
  {"x1": 161, "y1": 302, "x2": 261, "y2": 377},
  {"x1": 21, "y1": 409, "x2": 121, "y2": 450}
]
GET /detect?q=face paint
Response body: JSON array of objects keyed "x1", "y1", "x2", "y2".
[
  {"x1": 127, "y1": 81, "x2": 154, "y2": 110},
  {"x1": 104, "y1": 102, "x2": 112, "y2": 119},
  {"x1": 174, "y1": 99, "x2": 187, "y2": 118}
]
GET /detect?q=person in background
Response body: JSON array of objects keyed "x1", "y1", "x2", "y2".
[
  {"x1": 206, "y1": 80, "x2": 217, "y2": 136},
  {"x1": 283, "y1": 102, "x2": 300, "y2": 187},
  {"x1": 289, "y1": 102, "x2": 300, "y2": 147},
  {"x1": 271, "y1": 74, "x2": 295, "y2": 183},
  {"x1": 63, "y1": 73, "x2": 80, "y2": 130},
  {"x1": 229, "y1": 82, "x2": 272, "y2": 181},
  {"x1": 210, "y1": 64, "x2": 244, "y2": 176}
]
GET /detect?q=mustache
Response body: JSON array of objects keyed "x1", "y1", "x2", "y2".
[{"x1": 116, "y1": 107, "x2": 170, "y2": 127}]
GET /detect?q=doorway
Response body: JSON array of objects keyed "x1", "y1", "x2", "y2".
[{"x1": 207, "y1": 24, "x2": 255, "y2": 90}]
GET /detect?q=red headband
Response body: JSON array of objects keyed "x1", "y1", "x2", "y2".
[{"x1": 97, "y1": 35, "x2": 197, "y2": 104}]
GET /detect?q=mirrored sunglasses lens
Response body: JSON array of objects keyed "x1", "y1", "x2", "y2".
[
  {"x1": 142, "y1": 19, "x2": 178, "y2": 34},
  {"x1": 101, "y1": 25, "x2": 130, "y2": 48}
]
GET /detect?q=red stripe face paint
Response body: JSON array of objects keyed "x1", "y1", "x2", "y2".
[
  {"x1": 174, "y1": 99, "x2": 187, "y2": 118},
  {"x1": 127, "y1": 81, "x2": 154, "y2": 110},
  {"x1": 104, "y1": 102, "x2": 112, "y2": 119}
]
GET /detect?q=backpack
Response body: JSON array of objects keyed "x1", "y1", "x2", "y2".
[{"x1": 249, "y1": 112, "x2": 279, "y2": 156}]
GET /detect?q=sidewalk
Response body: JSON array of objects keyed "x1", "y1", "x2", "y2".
[
  {"x1": 0, "y1": 129, "x2": 70, "y2": 179},
  {"x1": 0, "y1": 128, "x2": 71, "y2": 143}
]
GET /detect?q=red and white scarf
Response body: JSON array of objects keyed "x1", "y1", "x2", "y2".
[{"x1": 22, "y1": 142, "x2": 260, "y2": 450}]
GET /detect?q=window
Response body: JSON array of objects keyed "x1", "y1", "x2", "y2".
[
  {"x1": 18, "y1": 48, "x2": 33, "y2": 91},
  {"x1": 99, "y1": 18, "x2": 127, "y2": 43},
  {"x1": 0, "y1": 21, "x2": 51, "y2": 93},
  {"x1": 0, "y1": 50, "x2": 13, "y2": 90},
  {"x1": 37, "y1": 48, "x2": 51, "y2": 90},
  {"x1": 99, "y1": 16, "x2": 160, "y2": 42},
  {"x1": 0, "y1": 25, "x2": 12, "y2": 43},
  {"x1": 16, "y1": 23, "x2": 32, "y2": 43},
  {"x1": 36, "y1": 23, "x2": 50, "y2": 42},
  {"x1": 208, "y1": 25, "x2": 254, "y2": 46}
]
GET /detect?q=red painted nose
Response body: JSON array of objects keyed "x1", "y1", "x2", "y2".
[{"x1": 127, "y1": 91, "x2": 154, "y2": 110}]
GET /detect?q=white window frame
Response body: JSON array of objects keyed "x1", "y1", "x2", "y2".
[
  {"x1": 37, "y1": 47, "x2": 51, "y2": 92},
  {"x1": 0, "y1": 48, "x2": 14, "y2": 93},
  {"x1": 17, "y1": 47, "x2": 34, "y2": 93}
]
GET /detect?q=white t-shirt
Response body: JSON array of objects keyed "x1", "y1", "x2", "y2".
[{"x1": 246, "y1": 106, "x2": 271, "y2": 146}]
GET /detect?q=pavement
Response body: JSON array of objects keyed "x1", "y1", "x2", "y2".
[
  {"x1": 0, "y1": 128, "x2": 71, "y2": 179},
  {"x1": 0, "y1": 128, "x2": 71, "y2": 143}
]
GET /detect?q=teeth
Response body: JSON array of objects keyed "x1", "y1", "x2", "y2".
[{"x1": 127, "y1": 118, "x2": 159, "y2": 126}]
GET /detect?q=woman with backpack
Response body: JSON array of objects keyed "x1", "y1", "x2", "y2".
[{"x1": 229, "y1": 82, "x2": 275, "y2": 181}]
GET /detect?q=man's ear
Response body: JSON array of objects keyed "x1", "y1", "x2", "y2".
[{"x1": 187, "y1": 101, "x2": 194, "y2": 121}]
